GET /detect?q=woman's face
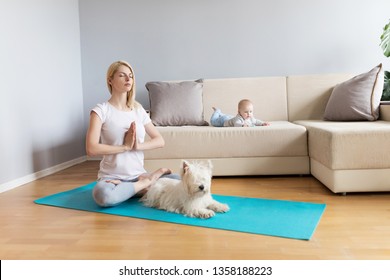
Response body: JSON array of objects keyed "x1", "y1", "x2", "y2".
[{"x1": 109, "y1": 65, "x2": 134, "y2": 94}]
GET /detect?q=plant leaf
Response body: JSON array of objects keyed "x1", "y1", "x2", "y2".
[
  {"x1": 380, "y1": 20, "x2": 390, "y2": 57},
  {"x1": 381, "y1": 71, "x2": 390, "y2": 101}
]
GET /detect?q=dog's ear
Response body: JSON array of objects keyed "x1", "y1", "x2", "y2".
[
  {"x1": 200, "y1": 160, "x2": 213, "y2": 170},
  {"x1": 182, "y1": 160, "x2": 190, "y2": 174}
]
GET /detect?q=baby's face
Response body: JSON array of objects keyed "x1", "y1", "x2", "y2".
[{"x1": 239, "y1": 103, "x2": 254, "y2": 120}]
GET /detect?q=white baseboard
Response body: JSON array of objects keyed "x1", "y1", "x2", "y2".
[{"x1": 0, "y1": 156, "x2": 87, "y2": 193}]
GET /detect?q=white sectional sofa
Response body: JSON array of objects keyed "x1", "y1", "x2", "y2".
[{"x1": 144, "y1": 66, "x2": 390, "y2": 194}]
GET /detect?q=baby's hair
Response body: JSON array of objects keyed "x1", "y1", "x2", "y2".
[{"x1": 238, "y1": 99, "x2": 253, "y2": 109}]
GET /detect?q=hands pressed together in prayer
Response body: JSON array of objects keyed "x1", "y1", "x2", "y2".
[{"x1": 124, "y1": 121, "x2": 138, "y2": 151}]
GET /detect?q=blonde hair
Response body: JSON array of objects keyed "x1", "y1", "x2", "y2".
[{"x1": 106, "y1": 60, "x2": 140, "y2": 109}]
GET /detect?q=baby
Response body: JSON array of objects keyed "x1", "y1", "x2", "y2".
[{"x1": 210, "y1": 99, "x2": 270, "y2": 127}]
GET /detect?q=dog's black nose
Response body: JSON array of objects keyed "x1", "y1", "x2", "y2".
[{"x1": 199, "y1": 185, "x2": 204, "y2": 190}]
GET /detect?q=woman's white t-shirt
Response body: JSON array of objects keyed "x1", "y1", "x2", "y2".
[{"x1": 92, "y1": 102, "x2": 151, "y2": 181}]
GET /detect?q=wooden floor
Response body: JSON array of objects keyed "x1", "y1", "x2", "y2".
[{"x1": 1, "y1": 160, "x2": 390, "y2": 260}]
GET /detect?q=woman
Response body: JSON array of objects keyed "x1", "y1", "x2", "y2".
[{"x1": 86, "y1": 60, "x2": 175, "y2": 207}]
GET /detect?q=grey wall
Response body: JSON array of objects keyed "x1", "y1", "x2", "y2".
[
  {"x1": 80, "y1": 0, "x2": 390, "y2": 118},
  {"x1": 0, "y1": 0, "x2": 85, "y2": 185}
]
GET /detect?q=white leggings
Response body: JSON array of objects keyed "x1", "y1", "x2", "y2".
[{"x1": 92, "y1": 173, "x2": 180, "y2": 207}]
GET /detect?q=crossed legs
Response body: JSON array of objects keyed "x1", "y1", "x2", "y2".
[{"x1": 93, "y1": 168, "x2": 172, "y2": 207}]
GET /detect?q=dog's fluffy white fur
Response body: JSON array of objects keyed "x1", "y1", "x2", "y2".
[{"x1": 140, "y1": 160, "x2": 229, "y2": 219}]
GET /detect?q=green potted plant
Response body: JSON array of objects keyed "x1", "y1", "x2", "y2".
[{"x1": 380, "y1": 19, "x2": 390, "y2": 101}]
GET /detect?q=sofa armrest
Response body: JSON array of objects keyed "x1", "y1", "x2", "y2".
[{"x1": 379, "y1": 104, "x2": 390, "y2": 121}]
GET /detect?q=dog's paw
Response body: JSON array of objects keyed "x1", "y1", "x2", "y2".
[
  {"x1": 218, "y1": 203, "x2": 230, "y2": 213},
  {"x1": 208, "y1": 202, "x2": 230, "y2": 213},
  {"x1": 191, "y1": 209, "x2": 215, "y2": 219}
]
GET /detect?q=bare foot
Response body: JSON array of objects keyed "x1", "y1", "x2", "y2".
[
  {"x1": 105, "y1": 179, "x2": 121, "y2": 185},
  {"x1": 137, "y1": 173, "x2": 149, "y2": 181},
  {"x1": 137, "y1": 168, "x2": 172, "y2": 196},
  {"x1": 124, "y1": 122, "x2": 136, "y2": 150},
  {"x1": 133, "y1": 168, "x2": 172, "y2": 195},
  {"x1": 149, "y1": 168, "x2": 172, "y2": 184}
]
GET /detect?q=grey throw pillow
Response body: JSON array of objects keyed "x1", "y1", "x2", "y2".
[
  {"x1": 146, "y1": 79, "x2": 207, "y2": 126},
  {"x1": 324, "y1": 64, "x2": 384, "y2": 121}
]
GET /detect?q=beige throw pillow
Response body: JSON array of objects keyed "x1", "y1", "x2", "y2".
[
  {"x1": 324, "y1": 64, "x2": 384, "y2": 121},
  {"x1": 146, "y1": 79, "x2": 207, "y2": 126}
]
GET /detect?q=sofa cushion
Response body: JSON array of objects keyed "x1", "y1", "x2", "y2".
[
  {"x1": 146, "y1": 79, "x2": 207, "y2": 126},
  {"x1": 323, "y1": 64, "x2": 384, "y2": 121},
  {"x1": 144, "y1": 121, "x2": 308, "y2": 159},
  {"x1": 294, "y1": 120, "x2": 390, "y2": 169}
]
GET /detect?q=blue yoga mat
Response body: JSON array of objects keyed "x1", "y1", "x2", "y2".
[{"x1": 34, "y1": 182, "x2": 325, "y2": 240}]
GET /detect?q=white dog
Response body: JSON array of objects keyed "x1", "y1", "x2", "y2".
[{"x1": 140, "y1": 160, "x2": 229, "y2": 219}]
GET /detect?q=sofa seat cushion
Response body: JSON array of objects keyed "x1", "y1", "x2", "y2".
[
  {"x1": 144, "y1": 121, "x2": 308, "y2": 160},
  {"x1": 294, "y1": 120, "x2": 390, "y2": 170}
]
